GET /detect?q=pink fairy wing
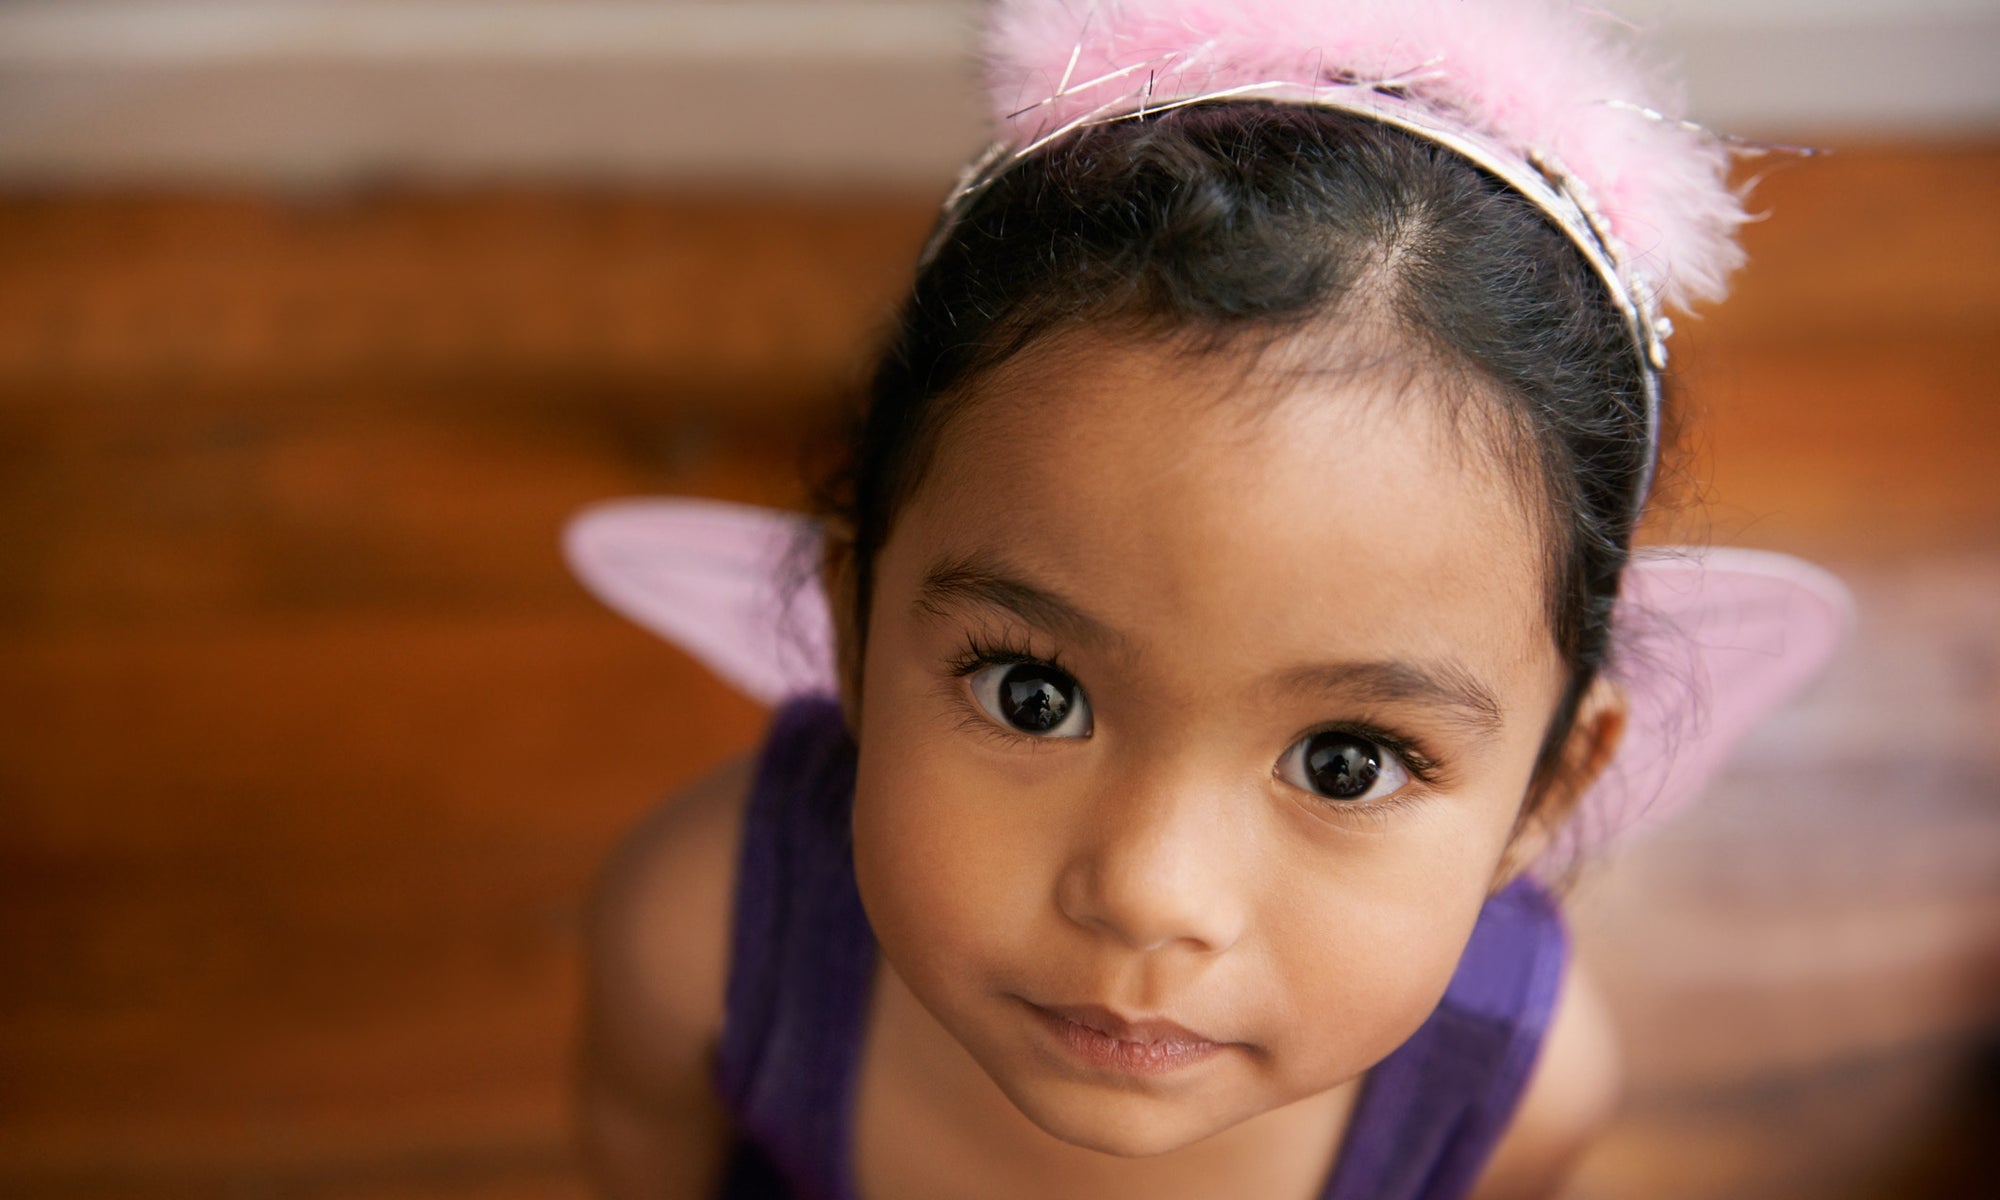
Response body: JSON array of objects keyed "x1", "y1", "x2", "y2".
[
  {"x1": 1559, "y1": 547, "x2": 1856, "y2": 860},
  {"x1": 563, "y1": 498, "x2": 837, "y2": 705}
]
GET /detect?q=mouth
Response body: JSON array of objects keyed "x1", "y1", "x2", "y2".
[{"x1": 1023, "y1": 1000, "x2": 1229, "y2": 1077}]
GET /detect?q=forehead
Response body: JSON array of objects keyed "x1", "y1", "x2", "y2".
[{"x1": 893, "y1": 334, "x2": 1558, "y2": 689}]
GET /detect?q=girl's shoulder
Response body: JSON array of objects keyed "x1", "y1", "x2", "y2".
[
  {"x1": 578, "y1": 699, "x2": 859, "y2": 1194},
  {"x1": 1469, "y1": 954, "x2": 1622, "y2": 1199},
  {"x1": 579, "y1": 751, "x2": 753, "y2": 1165},
  {"x1": 586, "y1": 752, "x2": 751, "y2": 1046},
  {"x1": 582, "y1": 695, "x2": 852, "y2": 1086}
]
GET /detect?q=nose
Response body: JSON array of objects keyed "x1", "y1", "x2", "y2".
[{"x1": 1054, "y1": 770, "x2": 1249, "y2": 955}]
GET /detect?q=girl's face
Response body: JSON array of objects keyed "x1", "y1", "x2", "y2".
[{"x1": 849, "y1": 335, "x2": 1571, "y2": 1157}]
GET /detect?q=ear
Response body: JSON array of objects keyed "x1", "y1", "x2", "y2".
[
  {"x1": 1494, "y1": 675, "x2": 1628, "y2": 888},
  {"x1": 820, "y1": 517, "x2": 866, "y2": 734}
]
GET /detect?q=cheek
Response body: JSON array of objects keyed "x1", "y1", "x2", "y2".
[
  {"x1": 850, "y1": 688, "x2": 1051, "y2": 993},
  {"x1": 1250, "y1": 800, "x2": 1523, "y2": 1084},
  {"x1": 1262, "y1": 867, "x2": 1490, "y2": 1074}
]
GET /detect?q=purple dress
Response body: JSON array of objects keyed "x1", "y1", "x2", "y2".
[{"x1": 715, "y1": 697, "x2": 1568, "y2": 1200}]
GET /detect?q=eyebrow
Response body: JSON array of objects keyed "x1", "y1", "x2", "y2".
[
  {"x1": 916, "y1": 552, "x2": 1505, "y2": 737},
  {"x1": 1277, "y1": 659, "x2": 1505, "y2": 737},
  {"x1": 915, "y1": 552, "x2": 1123, "y2": 650}
]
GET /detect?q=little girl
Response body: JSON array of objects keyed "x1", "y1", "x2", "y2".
[{"x1": 570, "y1": 2, "x2": 1849, "y2": 1197}]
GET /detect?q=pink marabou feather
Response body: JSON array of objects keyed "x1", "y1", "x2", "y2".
[{"x1": 985, "y1": 0, "x2": 1746, "y2": 312}]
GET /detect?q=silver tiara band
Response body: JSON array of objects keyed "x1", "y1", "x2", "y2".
[{"x1": 918, "y1": 81, "x2": 1670, "y2": 514}]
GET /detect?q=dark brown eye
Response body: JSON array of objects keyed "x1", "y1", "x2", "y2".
[
  {"x1": 970, "y1": 661, "x2": 1092, "y2": 738},
  {"x1": 1277, "y1": 730, "x2": 1409, "y2": 802},
  {"x1": 1304, "y1": 733, "x2": 1378, "y2": 798}
]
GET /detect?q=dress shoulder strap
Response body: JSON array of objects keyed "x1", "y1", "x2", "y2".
[
  {"x1": 1320, "y1": 879, "x2": 1569, "y2": 1200},
  {"x1": 714, "y1": 695, "x2": 873, "y2": 1200}
]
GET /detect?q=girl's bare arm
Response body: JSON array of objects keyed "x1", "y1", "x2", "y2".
[
  {"x1": 1470, "y1": 955, "x2": 1623, "y2": 1200},
  {"x1": 577, "y1": 756, "x2": 754, "y2": 1198}
]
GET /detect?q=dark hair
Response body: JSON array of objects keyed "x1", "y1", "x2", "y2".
[{"x1": 824, "y1": 102, "x2": 1657, "y2": 796}]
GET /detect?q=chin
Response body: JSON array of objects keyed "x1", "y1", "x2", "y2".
[{"x1": 997, "y1": 1077, "x2": 1245, "y2": 1159}]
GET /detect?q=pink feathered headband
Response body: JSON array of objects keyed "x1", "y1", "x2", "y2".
[{"x1": 928, "y1": 0, "x2": 1754, "y2": 508}]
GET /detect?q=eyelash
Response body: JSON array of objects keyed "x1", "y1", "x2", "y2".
[
  {"x1": 940, "y1": 630, "x2": 1073, "y2": 746},
  {"x1": 1302, "y1": 721, "x2": 1443, "y2": 789},
  {"x1": 944, "y1": 629, "x2": 1066, "y2": 679},
  {"x1": 941, "y1": 631, "x2": 1449, "y2": 803},
  {"x1": 1277, "y1": 721, "x2": 1444, "y2": 828}
]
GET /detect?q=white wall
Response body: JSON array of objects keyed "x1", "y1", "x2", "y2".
[{"x1": 0, "y1": 0, "x2": 1993, "y2": 186}]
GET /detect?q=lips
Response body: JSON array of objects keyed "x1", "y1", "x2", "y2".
[{"x1": 1027, "y1": 1001, "x2": 1228, "y2": 1076}]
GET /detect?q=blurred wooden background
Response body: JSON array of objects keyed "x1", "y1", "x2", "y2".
[{"x1": 1, "y1": 142, "x2": 1996, "y2": 1198}]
